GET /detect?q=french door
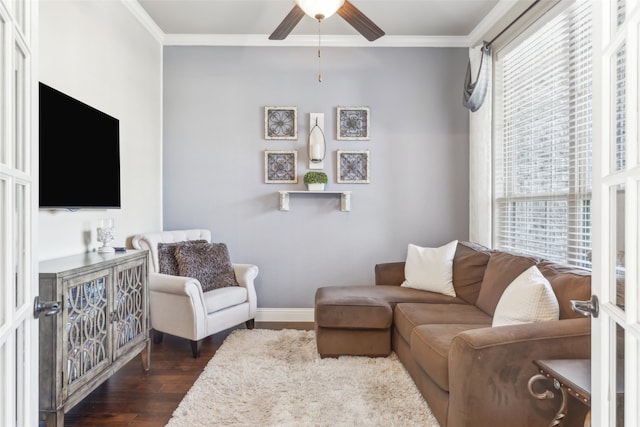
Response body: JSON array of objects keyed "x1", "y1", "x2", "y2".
[
  {"x1": 592, "y1": 0, "x2": 640, "y2": 425},
  {"x1": 0, "y1": 0, "x2": 38, "y2": 426}
]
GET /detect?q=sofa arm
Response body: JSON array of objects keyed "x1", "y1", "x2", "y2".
[
  {"x1": 147, "y1": 272, "x2": 208, "y2": 340},
  {"x1": 447, "y1": 318, "x2": 591, "y2": 427},
  {"x1": 233, "y1": 263, "x2": 259, "y2": 286},
  {"x1": 233, "y1": 263, "x2": 259, "y2": 318},
  {"x1": 374, "y1": 262, "x2": 405, "y2": 286},
  {"x1": 149, "y1": 272, "x2": 203, "y2": 296}
]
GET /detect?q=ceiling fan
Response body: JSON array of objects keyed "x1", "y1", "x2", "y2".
[{"x1": 269, "y1": 0, "x2": 385, "y2": 42}]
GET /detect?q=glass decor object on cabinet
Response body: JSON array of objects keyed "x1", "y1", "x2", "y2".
[{"x1": 97, "y1": 218, "x2": 115, "y2": 253}]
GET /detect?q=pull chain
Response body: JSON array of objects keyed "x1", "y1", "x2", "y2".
[{"x1": 317, "y1": 19, "x2": 322, "y2": 83}]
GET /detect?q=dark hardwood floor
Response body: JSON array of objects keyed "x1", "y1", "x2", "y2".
[{"x1": 63, "y1": 322, "x2": 313, "y2": 427}]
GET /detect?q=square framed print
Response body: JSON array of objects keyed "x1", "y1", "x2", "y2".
[
  {"x1": 337, "y1": 106, "x2": 370, "y2": 140},
  {"x1": 265, "y1": 106, "x2": 297, "y2": 140},
  {"x1": 264, "y1": 150, "x2": 298, "y2": 183},
  {"x1": 337, "y1": 150, "x2": 370, "y2": 183}
]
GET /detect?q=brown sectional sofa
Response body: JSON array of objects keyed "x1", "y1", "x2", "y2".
[{"x1": 314, "y1": 241, "x2": 591, "y2": 427}]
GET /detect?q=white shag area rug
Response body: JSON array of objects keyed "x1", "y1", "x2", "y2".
[{"x1": 166, "y1": 329, "x2": 440, "y2": 427}]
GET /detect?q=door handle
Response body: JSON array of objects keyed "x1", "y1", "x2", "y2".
[
  {"x1": 33, "y1": 296, "x2": 62, "y2": 319},
  {"x1": 570, "y1": 294, "x2": 599, "y2": 318}
]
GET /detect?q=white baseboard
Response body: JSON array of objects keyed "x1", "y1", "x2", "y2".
[{"x1": 256, "y1": 308, "x2": 314, "y2": 323}]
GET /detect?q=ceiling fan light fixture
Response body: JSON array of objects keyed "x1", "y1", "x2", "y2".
[{"x1": 295, "y1": 0, "x2": 345, "y2": 20}]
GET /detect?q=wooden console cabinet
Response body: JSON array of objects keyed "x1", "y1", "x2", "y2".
[{"x1": 38, "y1": 250, "x2": 150, "y2": 427}]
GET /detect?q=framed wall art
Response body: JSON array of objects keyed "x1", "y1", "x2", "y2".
[
  {"x1": 264, "y1": 150, "x2": 298, "y2": 183},
  {"x1": 337, "y1": 150, "x2": 370, "y2": 183},
  {"x1": 337, "y1": 106, "x2": 370, "y2": 140},
  {"x1": 265, "y1": 106, "x2": 297, "y2": 140}
]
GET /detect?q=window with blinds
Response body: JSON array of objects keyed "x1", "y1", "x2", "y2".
[{"x1": 493, "y1": 1, "x2": 593, "y2": 268}]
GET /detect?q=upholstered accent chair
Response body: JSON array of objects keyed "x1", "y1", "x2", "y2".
[{"x1": 132, "y1": 229, "x2": 258, "y2": 357}]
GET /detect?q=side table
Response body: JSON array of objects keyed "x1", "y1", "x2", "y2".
[{"x1": 528, "y1": 359, "x2": 591, "y2": 427}]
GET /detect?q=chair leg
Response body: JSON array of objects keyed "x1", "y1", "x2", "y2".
[
  {"x1": 191, "y1": 339, "x2": 202, "y2": 358},
  {"x1": 245, "y1": 319, "x2": 255, "y2": 329},
  {"x1": 152, "y1": 330, "x2": 163, "y2": 344}
]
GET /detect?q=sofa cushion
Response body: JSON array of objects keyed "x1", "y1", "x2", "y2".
[
  {"x1": 475, "y1": 252, "x2": 538, "y2": 316},
  {"x1": 537, "y1": 261, "x2": 592, "y2": 319},
  {"x1": 174, "y1": 242, "x2": 238, "y2": 292},
  {"x1": 452, "y1": 241, "x2": 492, "y2": 305},
  {"x1": 492, "y1": 266, "x2": 559, "y2": 327},
  {"x1": 394, "y1": 303, "x2": 492, "y2": 344},
  {"x1": 315, "y1": 294, "x2": 392, "y2": 329},
  {"x1": 315, "y1": 285, "x2": 467, "y2": 330},
  {"x1": 411, "y1": 323, "x2": 489, "y2": 391},
  {"x1": 316, "y1": 285, "x2": 465, "y2": 307},
  {"x1": 157, "y1": 240, "x2": 207, "y2": 276},
  {"x1": 202, "y1": 285, "x2": 248, "y2": 313},
  {"x1": 401, "y1": 241, "x2": 458, "y2": 297}
]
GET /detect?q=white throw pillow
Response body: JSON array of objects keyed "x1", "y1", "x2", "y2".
[
  {"x1": 492, "y1": 265, "x2": 559, "y2": 327},
  {"x1": 400, "y1": 241, "x2": 458, "y2": 297}
]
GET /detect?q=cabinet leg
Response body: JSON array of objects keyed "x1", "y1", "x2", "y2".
[
  {"x1": 191, "y1": 339, "x2": 202, "y2": 358},
  {"x1": 140, "y1": 339, "x2": 151, "y2": 371},
  {"x1": 41, "y1": 409, "x2": 64, "y2": 427}
]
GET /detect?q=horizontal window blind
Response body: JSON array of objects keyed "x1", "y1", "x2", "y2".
[{"x1": 494, "y1": 1, "x2": 593, "y2": 268}]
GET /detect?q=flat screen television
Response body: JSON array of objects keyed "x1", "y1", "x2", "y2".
[{"x1": 39, "y1": 82, "x2": 121, "y2": 209}]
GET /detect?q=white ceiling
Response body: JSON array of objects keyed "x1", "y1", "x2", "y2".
[{"x1": 135, "y1": 0, "x2": 524, "y2": 47}]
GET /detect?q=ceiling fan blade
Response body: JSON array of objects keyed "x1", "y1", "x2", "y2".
[
  {"x1": 337, "y1": 0, "x2": 385, "y2": 41},
  {"x1": 269, "y1": 5, "x2": 306, "y2": 40}
]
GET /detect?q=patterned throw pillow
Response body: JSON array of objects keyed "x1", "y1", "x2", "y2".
[
  {"x1": 157, "y1": 240, "x2": 207, "y2": 276},
  {"x1": 174, "y1": 242, "x2": 238, "y2": 292}
]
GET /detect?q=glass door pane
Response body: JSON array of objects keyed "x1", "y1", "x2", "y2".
[
  {"x1": 612, "y1": 183, "x2": 625, "y2": 310},
  {"x1": 616, "y1": 0, "x2": 625, "y2": 28},
  {"x1": 0, "y1": 177, "x2": 5, "y2": 326},
  {"x1": 0, "y1": 13, "x2": 5, "y2": 166},
  {"x1": 615, "y1": 43, "x2": 626, "y2": 172},
  {"x1": 614, "y1": 322, "x2": 624, "y2": 426},
  {"x1": 13, "y1": 42, "x2": 26, "y2": 172},
  {"x1": 14, "y1": 182, "x2": 26, "y2": 308}
]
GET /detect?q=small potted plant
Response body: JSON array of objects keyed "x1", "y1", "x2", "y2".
[{"x1": 303, "y1": 171, "x2": 328, "y2": 191}]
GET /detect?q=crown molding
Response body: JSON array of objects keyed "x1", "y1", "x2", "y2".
[
  {"x1": 121, "y1": 0, "x2": 165, "y2": 44},
  {"x1": 163, "y1": 33, "x2": 470, "y2": 48},
  {"x1": 123, "y1": 0, "x2": 519, "y2": 49}
]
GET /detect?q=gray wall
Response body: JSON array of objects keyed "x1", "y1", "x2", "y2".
[{"x1": 163, "y1": 46, "x2": 469, "y2": 308}]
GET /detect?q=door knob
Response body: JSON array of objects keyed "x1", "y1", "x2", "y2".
[
  {"x1": 570, "y1": 294, "x2": 599, "y2": 318},
  {"x1": 33, "y1": 296, "x2": 62, "y2": 319}
]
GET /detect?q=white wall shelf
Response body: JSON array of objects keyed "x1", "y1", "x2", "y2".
[{"x1": 278, "y1": 191, "x2": 352, "y2": 212}]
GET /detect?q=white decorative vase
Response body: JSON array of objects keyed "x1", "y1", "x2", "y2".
[
  {"x1": 307, "y1": 183, "x2": 325, "y2": 191},
  {"x1": 97, "y1": 218, "x2": 115, "y2": 253}
]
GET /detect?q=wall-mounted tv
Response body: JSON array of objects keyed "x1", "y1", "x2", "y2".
[{"x1": 39, "y1": 82, "x2": 121, "y2": 209}]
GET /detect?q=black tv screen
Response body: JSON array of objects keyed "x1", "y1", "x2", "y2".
[{"x1": 39, "y1": 82, "x2": 121, "y2": 209}]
